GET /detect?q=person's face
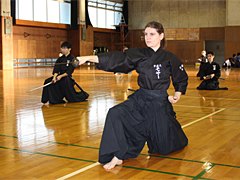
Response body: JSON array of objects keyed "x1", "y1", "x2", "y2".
[
  {"x1": 202, "y1": 51, "x2": 206, "y2": 56},
  {"x1": 144, "y1": 27, "x2": 163, "y2": 51},
  {"x1": 61, "y1": 47, "x2": 71, "y2": 55},
  {"x1": 207, "y1": 54, "x2": 215, "y2": 63}
]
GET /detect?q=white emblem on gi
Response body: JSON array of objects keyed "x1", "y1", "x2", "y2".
[
  {"x1": 66, "y1": 60, "x2": 70, "y2": 66},
  {"x1": 213, "y1": 65, "x2": 216, "y2": 70},
  {"x1": 179, "y1": 64, "x2": 184, "y2": 71},
  {"x1": 153, "y1": 64, "x2": 162, "y2": 79}
]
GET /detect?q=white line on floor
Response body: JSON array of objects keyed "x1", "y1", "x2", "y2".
[
  {"x1": 56, "y1": 162, "x2": 100, "y2": 180},
  {"x1": 182, "y1": 108, "x2": 226, "y2": 128}
]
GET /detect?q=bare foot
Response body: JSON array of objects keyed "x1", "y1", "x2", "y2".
[
  {"x1": 44, "y1": 102, "x2": 50, "y2": 106},
  {"x1": 103, "y1": 156, "x2": 123, "y2": 170}
]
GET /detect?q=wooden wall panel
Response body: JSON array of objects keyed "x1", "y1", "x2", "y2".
[
  {"x1": 80, "y1": 42, "x2": 94, "y2": 56},
  {"x1": 175, "y1": 41, "x2": 196, "y2": 64},
  {"x1": 67, "y1": 29, "x2": 80, "y2": 57},
  {"x1": 16, "y1": 19, "x2": 69, "y2": 29},
  {"x1": 225, "y1": 26, "x2": 240, "y2": 59},
  {"x1": 13, "y1": 39, "x2": 18, "y2": 59},
  {"x1": 79, "y1": 25, "x2": 94, "y2": 56},
  {"x1": 17, "y1": 40, "x2": 28, "y2": 59},
  {"x1": 165, "y1": 41, "x2": 176, "y2": 54},
  {"x1": 94, "y1": 32, "x2": 112, "y2": 51},
  {"x1": 46, "y1": 41, "x2": 53, "y2": 58},
  {"x1": 13, "y1": 25, "x2": 71, "y2": 59},
  {"x1": 225, "y1": 42, "x2": 240, "y2": 60},
  {"x1": 200, "y1": 27, "x2": 225, "y2": 41},
  {"x1": 131, "y1": 27, "x2": 225, "y2": 65},
  {"x1": 195, "y1": 42, "x2": 204, "y2": 62},
  {"x1": 27, "y1": 40, "x2": 37, "y2": 59},
  {"x1": 53, "y1": 41, "x2": 62, "y2": 57},
  {"x1": 132, "y1": 30, "x2": 146, "y2": 48},
  {"x1": 225, "y1": 26, "x2": 240, "y2": 42},
  {"x1": 86, "y1": 26, "x2": 94, "y2": 42},
  {"x1": 10, "y1": 20, "x2": 240, "y2": 66}
]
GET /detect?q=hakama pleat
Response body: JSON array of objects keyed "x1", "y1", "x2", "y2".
[{"x1": 144, "y1": 100, "x2": 188, "y2": 155}]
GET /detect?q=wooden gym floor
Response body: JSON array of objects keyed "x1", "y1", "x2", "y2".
[{"x1": 0, "y1": 65, "x2": 239, "y2": 179}]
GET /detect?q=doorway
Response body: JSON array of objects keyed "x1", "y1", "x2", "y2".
[{"x1": 205, "y1": 40, "x2": 225, "y2": 65}]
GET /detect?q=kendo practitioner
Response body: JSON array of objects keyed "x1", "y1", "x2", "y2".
[
  {"x1": 231, "y1": 54, "x2": 236, "y2": 67},
  {"x1": 41, "y1": 41, "x2": 88, "y2": 105},
  {"x1": 196, "y1": 50, "x2": 208, "y2": 77},
  {"x1": 197, "y1": 51, "x2": 228, "y2": 90},
  {"x1": 78, "y1": 21, "x2": 188, "y2": 170}
]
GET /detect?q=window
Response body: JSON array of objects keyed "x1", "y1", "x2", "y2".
[
  {"x1": 34, "y1": 0, "x2": 47, "y2": 22},
  {"x1": 60, "y1": 2, "x2": 71, "y2": 24},
  {"x1": 47, "y1": 0, "x2": 60, "y2": 23},
  {"x1": 16, "y1": 0, "x2": 71, "y2": 25},
  {"x1": 106, "y1": 10, "x2": 114, "y2": 29},
  {"x1": 88, "y1": 7, "x2": 97, "y2": 27},
  {"x1": 97, "y1": 8, "x2": 106, "y2": 28},
  {"x1": 18, "y1": 0, "x2": 33, "y2": 21},
  {"x1": 88, "y1": 0, "x2": 123, "y2": 29}
]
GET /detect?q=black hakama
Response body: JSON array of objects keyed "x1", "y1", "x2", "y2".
[
  {"x1": 41, "y1": 54, "x2": 88, "y2": 104},
  {"x1": 96, "y1": 47, "x2": 188, "y2": 163},
  {"x1": 99, "y1": 88, "x2": 188, "y2": 163},
  {"x1": 41, "y1": 76, "x2": 88, "y2": 104}
]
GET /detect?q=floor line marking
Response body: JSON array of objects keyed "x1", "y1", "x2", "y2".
[
  {"x1": 56, "y1": 162, "x2": 100, "y2": 180},
  {"x1": 182, "y1": 108, "x2": 226, "y2": 128}
]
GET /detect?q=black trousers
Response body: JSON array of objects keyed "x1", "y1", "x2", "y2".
[
  {"x1": 197, "y1": 79, "x2": 219, "y2": 90},
  {"x1": 98, "y1": 89, "x2": 188, "y2": 164},
  {"x1": 41, "y1": 76, "x2": 88, "y2": 104}
]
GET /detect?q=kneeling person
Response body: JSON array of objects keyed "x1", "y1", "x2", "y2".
[
  {"x1": 41, "y1": 41, "x2": 88, "y2": 105},
  {"x1": 197, "y1": 51, "x2": 227, "y2": 90}
]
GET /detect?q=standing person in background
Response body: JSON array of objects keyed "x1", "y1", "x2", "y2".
[
  {"x1": 197, "y1": 50, "x2": 208, "y2": 77},
  {"x1": 77, "y1": 21, "x2": 188, "y2": 170},
  {"x1": 59, "y1": 52, "x2": 63, "y2": 57}
]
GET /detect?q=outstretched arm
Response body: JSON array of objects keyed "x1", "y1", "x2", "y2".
[{"x1": 77, "y1": 55, "x2": 99, "y2": 65}]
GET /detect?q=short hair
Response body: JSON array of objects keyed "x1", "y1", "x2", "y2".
[
  {"x1": 207, "y1": 51, "x2": 215, "y2": 56},
  {"x1": 237, "y1": 52, "x2": 240, "y2": 56},
  {"x1": 145, "y1": 21, "x2": 166, "y2": 49},
  {"x1": 61, "y1": 41, "x2": 72, "y2": 49},
  {"x1": 233, "y1": 54, "x2": 236, "y2": 57}
]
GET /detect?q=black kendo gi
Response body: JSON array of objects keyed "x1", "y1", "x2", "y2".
[
  {"x1": 41, "y1": 54, "x2": 88, "y2": 104},
  {"x1": 96, "y1": 47, "x2": 188, "y2": 164},
  {"x1": 197, "y1": 61, "x2": 221, "y2": 90}
]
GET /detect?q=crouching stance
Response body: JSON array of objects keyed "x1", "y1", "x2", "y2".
[
  {"x1": 197, "y1": 51, "x2": 228, "y2": 90},
  {"x1": 41, "y1": 41, "x2": 88, "y2": 105},
  {"x1": 78, "y1": 21, "x2": 188, "y2": 170}
]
